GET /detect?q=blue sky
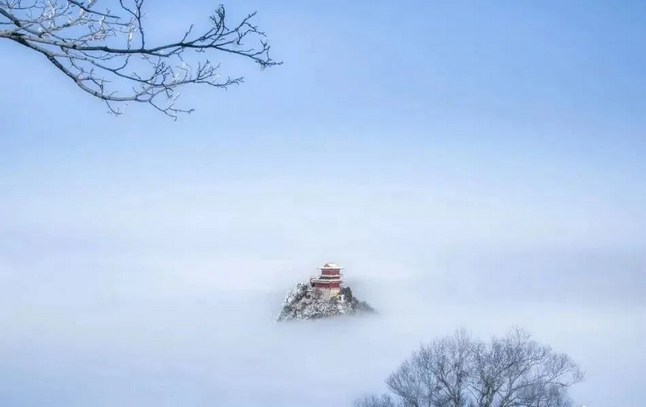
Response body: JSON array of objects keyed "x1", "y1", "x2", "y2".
[
  {"x1": 2, "y1": 0, "x2": 645, "y2": 262},
  {"x1": 1, "y1": 1, "x2": 645, "y2": 406}
]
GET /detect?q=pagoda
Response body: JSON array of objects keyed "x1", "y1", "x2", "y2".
[{"x1": 310, "y1": 262, "x2": 343, "y2": 298}]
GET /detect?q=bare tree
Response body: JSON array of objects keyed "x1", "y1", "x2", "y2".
[
  {"x1": 0, "y1": 0, "x2": 280, "y2": 118},
  {"x1": 357, "y1": 329, "x2": 583, "y2": 407}
]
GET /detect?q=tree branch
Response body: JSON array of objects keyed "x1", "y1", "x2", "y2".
[{"x1": 0, "y1": 0, "x2": 281, "y2": 118}]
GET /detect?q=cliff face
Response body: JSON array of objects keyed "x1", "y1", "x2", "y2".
[{"x1": 276, "y1": 283, "x2": 374, "y2": 322}]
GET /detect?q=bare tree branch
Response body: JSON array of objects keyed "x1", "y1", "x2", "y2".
[
  {"x1": 0, "y1": 0, "x2": 281, "y2": 118},
  {"x1": 359, "y1": 329, "x2": 583, "y2": 407}
]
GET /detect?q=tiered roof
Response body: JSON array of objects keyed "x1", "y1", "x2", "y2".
[
  {"x1": 312, "y1": 262, "x2": 343, "y2": 290},
  {"x1": 320, "y1": 263, "x2": 342, "y2": 269}
]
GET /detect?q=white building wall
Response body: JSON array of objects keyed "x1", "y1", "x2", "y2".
[{"x1": 318, "y1": 287, "x2": 341, "y2": 299}]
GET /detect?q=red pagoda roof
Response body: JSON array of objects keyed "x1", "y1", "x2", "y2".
[{"x1": 320, "y1": 262, "x2": 342, "y2": 269}]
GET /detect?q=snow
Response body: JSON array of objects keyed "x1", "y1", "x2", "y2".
[{"x1": 276, "y1": 283, "x2": 374, "y2": 322}]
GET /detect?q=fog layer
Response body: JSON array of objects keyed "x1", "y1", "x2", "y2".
[{"x1": 0, "y1": 181, "x2": 644, "y2": 406}]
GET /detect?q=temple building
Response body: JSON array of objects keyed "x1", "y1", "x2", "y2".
[{"x1": 311, "y1": 263, "x2": 343, "y2": 298}]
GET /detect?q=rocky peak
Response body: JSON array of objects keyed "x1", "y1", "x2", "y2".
[{"x1": 276, "y1": 282, "x2": 374, "y2": 322}]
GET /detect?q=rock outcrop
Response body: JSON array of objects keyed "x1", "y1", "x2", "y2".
[{"x1": 276, "y1": 283, "x2": 374, "y2": 322}]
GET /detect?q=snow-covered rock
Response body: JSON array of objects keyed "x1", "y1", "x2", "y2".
[{"x1": 276, "y1": 283, "x2": 374, "y2": 322}]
